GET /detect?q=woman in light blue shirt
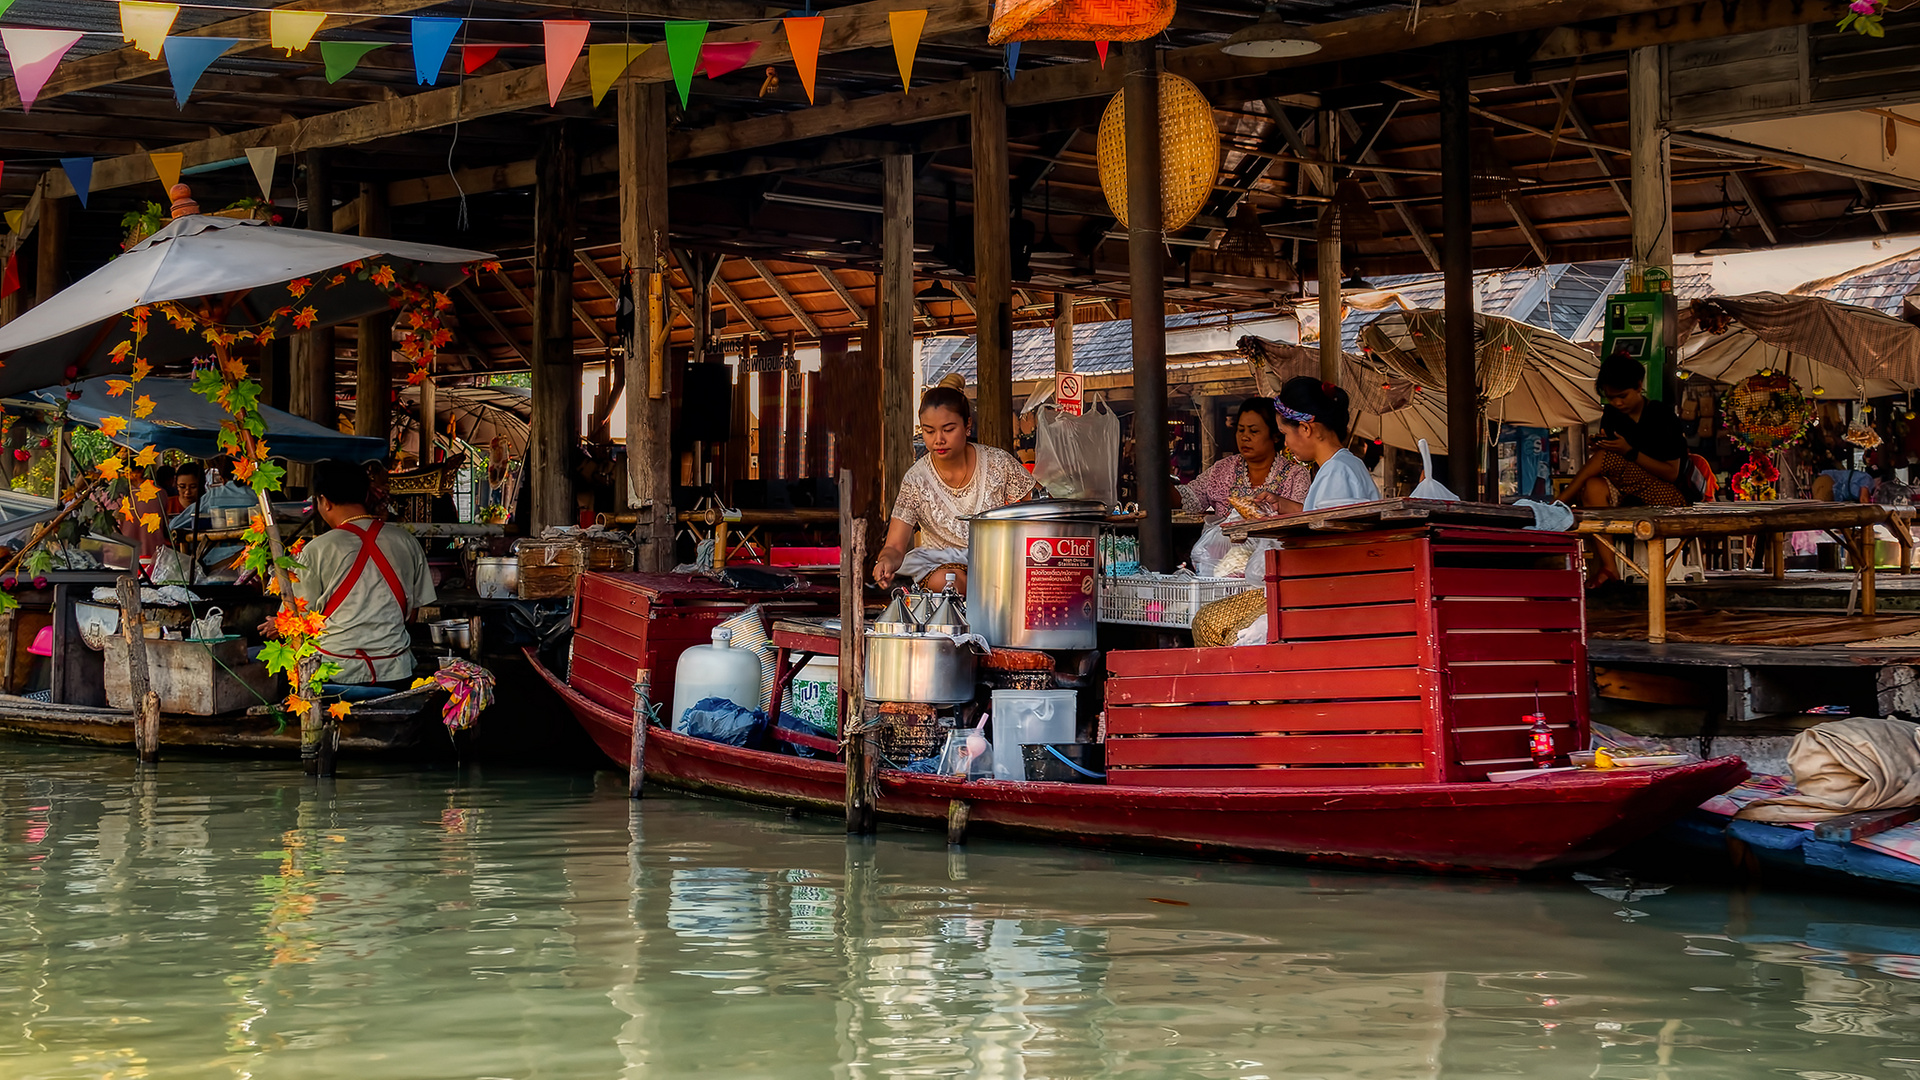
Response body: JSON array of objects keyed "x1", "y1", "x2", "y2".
[{"x1": 1275, "y1": 377, "x2": 1380, "y2": 512}]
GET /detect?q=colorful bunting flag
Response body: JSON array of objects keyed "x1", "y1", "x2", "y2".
[
  {"x1": 663, "y1": 21, "x2": 705, "y2": 108},
  {"x1": 2, "y1": 29, "x2": 83, "y2": 112},
  {"x1": 462, "y1": 44, "x2": 500, "y2": 73},
  {"x1": 1, "y1": 253, "x2": 18, "y2": 299},
  {"x1": 3, "y1": 211, "x2": 19, "y2": 234},
  {"x1": 164, "y1": 35, "x2": 235, "y2": 107},
  {"x1": 149, "y1": 151, "x2": 182, "y2": 192},
  {"x1": 542, "y1": 20, "x2": 589, "y2": 107},
  {"x1": 320, "y1": 41, "x2": 382, "y2": 84},
  {"x1": 245, "y1": 146, "x2": 276, "y2": 199},
  {"x1": 1095, "y1": 41, "x2": 1109, "y2": 66},
  {"x1": 783, "y1": 16, "x2": 822, "y2": 103},
  {"x1": 120, "y1": 2, "x2": 179, "y2": 60},
  {"x1": 699, "y1": 41, "x2": 758, "y2": 79},
  {"x1": 59, "y1": 157, "x2": 91, "y2": 208},
  {"x1": 0, "y1": 1, "x2": 16, "y2": 21},
  {"x1": 269, "y1": 10, "x2": 326, "y2": 56},
  {"x1": 889, "y1": 10, "x2": 925, "y2": 93},
  {"x1": 587, "y1": 42, "x2": 648, "y2": 107},
  {"x1": 1004, "y1": 41, "x2": 1019, "y2": 79},
  {"x1": 411, "y1": 17, "x2": 461, "y2": 85}
]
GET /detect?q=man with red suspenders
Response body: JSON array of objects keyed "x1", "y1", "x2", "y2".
[{"x1": 283, "y1": 460, "x2": 437, "y2": 691}]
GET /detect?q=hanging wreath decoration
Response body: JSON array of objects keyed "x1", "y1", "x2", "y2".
[{"x1": 1722, "y1": 370, "x2": 1813, "y2": 502}]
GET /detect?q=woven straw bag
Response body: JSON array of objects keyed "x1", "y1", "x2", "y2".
[
  {"x1": 1189, "y1": 588, "x2": 1267, "y2": 649},
  {"x1": 1096, "y1": 73, "x2": 1221, "y2": 232},
  {"x1": 988, "y1": 0, "x2": 1174, "y2": 43}
]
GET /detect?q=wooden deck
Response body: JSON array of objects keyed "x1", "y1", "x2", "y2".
[{"x1": 1586, "y1": 609, "x2": 1920, "y2": 647}]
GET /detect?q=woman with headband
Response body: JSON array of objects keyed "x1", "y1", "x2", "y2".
[{"x1": 1275, "y1": 377, "x2": 1380, "y2": 512}]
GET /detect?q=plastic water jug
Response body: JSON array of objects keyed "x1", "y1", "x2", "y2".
[{"x1": 670, "y1": 627, "x2": 765, "y2": 734}]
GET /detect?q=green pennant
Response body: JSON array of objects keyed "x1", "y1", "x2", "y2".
[
  {"x1": 321, "y1": 41, "x2": 384, "y2": 84},
  {"x1": 0, "y1": 0, "x2": 18, "y2": 20},
  {"x1": 663, "y1": 21, "x2": 706, "y2": 108}
]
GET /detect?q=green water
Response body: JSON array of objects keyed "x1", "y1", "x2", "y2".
[{"x1": 6, "y1": 743, "x2": 1920, "y2": 1079}]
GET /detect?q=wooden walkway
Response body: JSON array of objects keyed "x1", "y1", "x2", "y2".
[{"x1": 1587, "y1": 609, "x2": 1920, "y2": 648}]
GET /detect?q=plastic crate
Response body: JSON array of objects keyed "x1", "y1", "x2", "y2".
[{"x1": 1097, "y1": 573, "x2": 1260, "y2": 628}]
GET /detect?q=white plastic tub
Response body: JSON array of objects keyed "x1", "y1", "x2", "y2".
[{"x1": 990, "y1": 689, "x2": 1077, "y2": 781}]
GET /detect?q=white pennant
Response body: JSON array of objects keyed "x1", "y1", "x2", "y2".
[{"x1": 245, "y1": 146, "x2": 277, "y2": 200}]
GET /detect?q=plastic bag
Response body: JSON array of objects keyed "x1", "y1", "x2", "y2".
[
  {"x1": 1034, "y1": 401, "x2": 1120, "y2": 506},
  {"x1": 679, "y1": 696, "x2": 767, "y2": 749},
  {"x1": 1190, "y1": 523, "x2": 1233, "y2": 576},
  {"x1": 1410, "y1": 439, "x2": 1460, "y2": 501}
]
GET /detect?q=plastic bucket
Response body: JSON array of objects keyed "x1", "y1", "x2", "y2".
[
  {"x1": 786, "y1": 654, "x2": 839, "y2": 735},
  {"x1": 1021, "y1": 743, "x2": 1105, "y2": 783}
]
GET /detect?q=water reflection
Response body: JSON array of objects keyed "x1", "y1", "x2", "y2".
[{"x1": 5, "y1": 741, "x2": 1920, "y2": 1079}]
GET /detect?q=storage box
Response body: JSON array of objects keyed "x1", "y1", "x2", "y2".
[
  {"x1": 1097, "y1": 572, "x2": 1255, "y2": 629},
  {"x1": 990, "y1": 689, "x2": 1077, "y2": 781},
  {"x1": 518, "y1": 538, "x2": 635, "y2": 599},
  {"x1": 105, "y1": 636, "x2": 277, "y2": 716}
]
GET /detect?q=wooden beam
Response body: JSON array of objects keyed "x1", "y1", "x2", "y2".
[
  {"x1": 576, "y1": 250, "x2": 622, "y2": 302},
  {"x1": 1531, "y1": 0, "x2": 1838, "y2": 64},
  {"x1": 881, "y1": 154, "x2": 914, "y2": 519},
  {"x1": 1337, "y1": 110, "x2": 1442, "y2": 272},
  {"x1": 1504, "y1": 192, "x2": 1553, "y2": 263},
  {"x1": 711, "y1": 263, "x2": 772, "y2": 337},
  {"x1": 746, "y1": 259, "x2": 824, "y2": 339},
  {"x1": 972, "y1": 70, "x2": 1014, "y2": 452},
  {"x1": 819, "y1": 267, "x2": 869, "y2": 326},
  {"x1": 1726, "y1": 169, "x2": 1782, "y2": 246},
  {"x1": 1560, "y1": 84, "x2": 1632, "y2": 213},
  {"x1": 1858, "y1": 179, "x2": 1891, "y2": 234},
  {"x1": 621, "y1": 79, "x2": 676, "y2": 571},
  {"x1": 530, "y1": 123, "x2": 578, "y2": 532},
  {"x1": 454, "y1": 285, "x2": 524, "y2": 363}
]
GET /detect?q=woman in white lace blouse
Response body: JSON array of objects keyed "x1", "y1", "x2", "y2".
[{"x1": 871, "y1": 383, "x2": 1035, "y2": 590}]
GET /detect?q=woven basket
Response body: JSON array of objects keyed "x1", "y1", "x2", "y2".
[
  {"x1": 1189, "y1": 588, "x2": 1267, "y2": 648},
  {"x1": 988, "y1": 0, "x2": 1174, "y2": 43},
  {"x1": 1096, "y1": 73, "x2": 1220, "y2": 233}
]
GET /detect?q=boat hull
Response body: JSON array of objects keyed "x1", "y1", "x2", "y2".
[
  {"x1": 0, "y1": 696, "x2": 444, "y2": 756},
  {"x1": 531, "y1": 649, "x2": 1749, "y2": 872}
]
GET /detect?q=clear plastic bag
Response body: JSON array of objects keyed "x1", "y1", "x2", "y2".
[
  {"x1": 1410, "y1": 438, "x2": 1460, "y2": 501},
  {"x1": 1190, "y1": 523, "x2": 1233, "y2": 576},
  {"x1": 1034, "y1": 401, "x2": 1120, "y2": 506}
]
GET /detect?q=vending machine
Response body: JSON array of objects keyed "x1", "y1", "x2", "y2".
[{"x1": 1600, "y1": 284, "x2": 1679, "y2": 401}]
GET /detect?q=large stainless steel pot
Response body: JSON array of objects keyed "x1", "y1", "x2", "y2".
[
  {"x1": 966, "y1": 499, "x2": 1105, "y2": 650},
  {"x1": 474, "y1": 556, "x2": 518, "y2": 599},
  {"x1": 864, "y1": 632, "x2": 977, "y2": 704}
]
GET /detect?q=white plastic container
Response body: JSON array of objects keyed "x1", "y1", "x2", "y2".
[
  {"x1": 670, "y1": 628, "x2": 765, "y2": 734},
  {"x1": 990, "y1": 689, "x2": 1077, "y2": 781},
  {"x1": 784, "y1": 654, "x2": 839, "y2": 735}
]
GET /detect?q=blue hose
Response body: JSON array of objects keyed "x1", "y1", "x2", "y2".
[{"x1": 1044, "y1": 744, "x2": 1106, "y2": 779}]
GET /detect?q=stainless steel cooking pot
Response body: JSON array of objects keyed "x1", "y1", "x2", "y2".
[
  {"x1": 429, "y1": 618, "x2": 474, "y2": 649},
  {"x1": 864, "y1": 632, "x2": 977, "y2": 705},
  {"x1": 965, "y1": 499, "x2": 1106, "y2": 650},
  {"x1": 474, "y1": 556, "x2": 518, "y2": 599}
]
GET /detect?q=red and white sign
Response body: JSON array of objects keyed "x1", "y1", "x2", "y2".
[
  {"x1": 1056, "y1": 372, "x2": 1083, "y2": 416},
  {"x1": 1023, "y1": 535, "x2": 1097, "y2": 632}
]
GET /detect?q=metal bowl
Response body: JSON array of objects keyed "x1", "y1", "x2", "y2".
[{"x1": 428, "y1": 618, "x2": 472, "y2": 649}]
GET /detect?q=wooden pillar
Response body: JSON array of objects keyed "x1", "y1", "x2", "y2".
[
  {"x1": 33, "y1": 195, "x2": 65, "y2": 307},
  {"x1": 530, "y1": 123, "x2": 578, "y2": 532},
  {"x1": 1126, "y1": 43, "x2": 1172, "y2": 572},
  {"x1": 1316, "y1": 111, "x2": 1342, "y2": 386},
  {"x1": 1440, "y1": 45, "x2": 1479, "y2": 499},
  {"x1": 880, "y1": 155, "x2": 915, "y2": 518},
  {"x1": 418, "y1": 376, "x2": 437, "y2": 463},
  {"x1": 971, "y1": 71, "x2": 1013, "y2": 451},
  {"x1": 621, "y1": 80, "x2": 674, "y2": 570},
  {"x1": 355, "y1": 182, "x2": 393, "y2": 447},
  {"x1": 0, "y1": 236, "x2": 21, "y2": 326},
  {"x1": 290, "y1": 151, "x2": 334, "y2": 489},
  {"x1": 1197, "y1": 395, "x2": 1219, "y2": 470},
  {"x1": 1053, "y1": 292, "x2": 1073, "y2": 372},
  {"x1": 1629, "y1": 46, "x2": 1673, "y2": 284},
  {"x1": 756, "y1": 341, "x2": 782, "y2": 481}
]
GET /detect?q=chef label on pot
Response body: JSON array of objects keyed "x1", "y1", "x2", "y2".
[{"x1": 1024, "y1": 536, "x2": 1097, "y2": 632}]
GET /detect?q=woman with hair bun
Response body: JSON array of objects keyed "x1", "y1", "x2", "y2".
[
  {"x1": 871, "y1": 377, "x2": 1035, "y2": 589},
  {"x1": 1275, "y1": 376, "x2": 1379, "y2": 511}
]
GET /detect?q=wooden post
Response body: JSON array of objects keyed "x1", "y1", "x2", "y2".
[
  {"x1": 1863, "y1": 524, "x2": 1878, "y2": 616},
  {"x1": 1317, "y1": 110, "x2": 1342, "y2": 387},
  {"x1": 116, "y1": 575, "x2": 159, "y2": 763},
  {"x1": 839, "y1": 469, "x2": 874, "y2": 835},
  {"x1": 418, "y1": 376, "x2": 437, "y2": 462},
  {"x1": 946, "y1": 798, "x2": 969, "y2": 846},
  {"x1": 1647, "y1": 537, "x2": 1667, "y2": 644},
  {"x1": 315, "y1": 708, "x2": 338, "y2": 777},
  {"x1": 620, "y1": 81, "x2": 676, "y2": 572},
  {"x1": 971, "y1": 70, "x2": 1014, "y2": 452},
  {"x1": 1197, "y1": 395, "x2": 1219, "y2": 470},
  {"x1": 1439, "y1": 45, "x2": 1479, "y2": 500},
  {"x1": 629, "y1": 666, "x2": 652, "y2": 798},
  {"x1": 1126, "y1": 43, "x2": 1172, "y2": 572},
  {"x1": 880, "y1": 156, "x2": 915, "y2": 518},
  {"x1": 1628, "y1": 46, "x2": 1673, "y2": 285},
  {"x1": 1053, "y1": 293, "x2": 1073, "y2": 373},
  {"x1": 34, "y1": 195, "x2": 65, "y2": 307},
  {"x1": 290, "y1": 150, "x2": 334, "y2": 492},
  {"x1": 355, "y1": 182, "x2": 394, "y2": 447},
  {"x1": 531, "y1": 123, "x2": 579, "y2": 532}
]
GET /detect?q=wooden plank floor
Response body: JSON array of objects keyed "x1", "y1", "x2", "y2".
[{"x1": 1586, "y1": 609, "x2": 1920, "y2": 646}]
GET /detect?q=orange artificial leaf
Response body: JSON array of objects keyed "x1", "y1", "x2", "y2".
[
  {"x1": 140, "y1": 511, "x2": 161, "y2": 533},
  {"x1": 328, "y1": 701, "x2": 352, "y2": 719},
  {"x1": 370, "y1": 264, "x2": 396, "y2": 288},
  {"x1": 133, "y1": 445, "x2": 160, "y2": 467},
  {"x1": 292, "y1": 306, "x2": 318, "y2": 330},
  {"x1": 219, "y1": 355, "x2": 248, "y2": 381},
  {"x1": 106, "y1": 379, "x2": 133, "y2": 397},
  {"x1": 133, "y1": 395, "x2": 156, "y2": 419},
  {"x1": 266, "y1": 574, "x2": 282, "y2": 595},
  {"x1": 233, "y1": 458, "x2": 257, "y2": 481},
  {"x1": 131, "y1": 358, "x2": 153, "y2": 382},
  {"x1": 283, "y1": 694, "x2": 310, "y2": 714},
  {"x1": 109, "y1": 340, "x2": 134, "y2": 363},
  {"x1": 287, "y1": 277, "x2": 312, "y2": 298},
  {"x1": 97, "y1": 456, "x2": 125, "y2": 480},
  {"x1": 136, "y1": 480, "x2": 161, "y2": 503},
  {"x1": 118, "y1": 497, "x2": 135, "y2": 520},
  {"x1": 98, "y1": 416, "x2": 128, "y2": 438}
]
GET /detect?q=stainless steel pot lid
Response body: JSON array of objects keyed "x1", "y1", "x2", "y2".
[{"x1": 966, "y1": 498, "x2": 1107, "y2": 522}]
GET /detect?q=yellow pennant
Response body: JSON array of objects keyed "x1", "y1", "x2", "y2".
[
  {"x1": 269, "y1": 10, "x2": 327, "y2": 55},
  {"x1": 588, "y1": 42, "x2": 649, "y2": 107},
  {"x1": 889, "y1": 10, "x2": 926, "y2": 94},
  {"x1": 120, "y1": 1, "x2": 179, "y2": 60},
  {"x1": 4, "y1": 211, "x2": 22, "y2": 234},
  {"x1": 149, "y1": 151, "x2": 182, "y2": 193}
]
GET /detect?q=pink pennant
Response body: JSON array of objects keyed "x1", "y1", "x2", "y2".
[
  {"x1": 462, "y1": 44, "x2": 500, "y2": 73},
  {"x1": 3, "y1": 29, "x2": 84, "y2": 112},
  {"x1": 542, "y1": 20, "x2": 589, "y2": 106},
  {"x1": 698, "y1": 41, "x2": 759, "y2": 79},
  {"x1": 1095, "y1": 41, "x2": 1109, "y2": 67}
]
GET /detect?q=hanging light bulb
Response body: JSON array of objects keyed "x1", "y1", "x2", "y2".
[{"x1": 1676, "y1": 369, "x2": 1691, "y2": 380}]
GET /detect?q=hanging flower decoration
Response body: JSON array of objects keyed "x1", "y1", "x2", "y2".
[
  {"x1": 1722, "y1": 372, "x2": 1813, "y2": 503},
  {"x1": 1840, "y1": 0, "x2": 1885, "y2": 36}
]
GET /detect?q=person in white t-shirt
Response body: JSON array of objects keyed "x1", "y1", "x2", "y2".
[{"x1": 1275, "y1": 377, "x2": 1380, "y2": 512}]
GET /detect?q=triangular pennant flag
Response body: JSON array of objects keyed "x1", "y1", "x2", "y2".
[
  {"x1": 245, "y1": 146, "x2": 276, "y2": 199},
  {"x1": 1, "y1": 253, "x2": 18, "y2": 299},
  {"x1": 320, "y1": 41, "x2": 382, "y2": 84},
  {"x1": 411, "y1": 17, "x2": 461, "y2": 85},
  {"x1": 2, "y1": 29, "x2": 83, "y2": 112},
  {"x1": 120, "y1": 1, "x2": 178, "y2": 60},
  {"x1": 783, "y1": 17, "x2": 823, "y2": 104},
  {"x1": 0, "y1": 1, "x2": 16, "y2": 21},
  {"x1": 4, "y1": 211, "x2": 21, "y2": 234},
  {"x1": 269, "y1": 10, "x2": 326, "y2": 56},
  {"x1": 163, "y1": 36, "x2": 235, "y2": 108},
  {"x1": 60, "y1": 157, "x2": 91, "y2": 208},
  {"x1": 462, "y1": 44, "x2": 500, "y2": 73},
  {"x1": 149, "y1": 151, "x2": 182, "y2": 193},
  {"x1": 663, "y1": 21, "x2": 705, "y2": 108},
  {"x1": 888, "y1": 10, "x2": 926, "y2": 93},
  {"x1": 1004, "y1": 42, "x2": 1020, "y2": 79},
  {"x1": 1095, "y1": 41, "x2": 1109, "y2": 67},
  {"x1": 699, "y1": 41, "x2": 758, "y2": 79},
  {"x1": 542, "y1": 20, "x2": 590, "y2": 107},
  {"x1": 587, "y1": 42, "x2": 648, "y2": 107}
]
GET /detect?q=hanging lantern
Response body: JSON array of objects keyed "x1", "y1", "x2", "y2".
[
  {"x1": 1096, "y1": 73, "x2": 1220, "y2": 233},
  {"x1": 989, "y1": 0, "x2": 1174, "y2": 42}
]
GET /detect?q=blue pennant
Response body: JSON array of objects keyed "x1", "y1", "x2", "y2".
[
  {"x1": 1004, "y1": 42, "x2": 1020, "y2": 79},
  {"x1": 411, "y1": 17, "x2": 462, "y2": 85},
  {"x1": 59, "y1": 157, "x2": 91, "y2": 208},
  {"x1": 164, "y1": 36, "x2": 238, "y2": 108}
]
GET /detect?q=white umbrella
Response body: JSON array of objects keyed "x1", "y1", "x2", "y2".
[{"x1": 0, "y1": 214, "x2": 492, "y2": 396}]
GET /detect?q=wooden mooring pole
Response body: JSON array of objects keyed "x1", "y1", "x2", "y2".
[
  {"x1": 116, "y1": 575, "x2": 159, "y2": 763},
  {"x1": 630, "y1": 666, "x2": 652, "y2": 799},
  {"x1": 839, "y1": 469, "x2": 875, "y2": 835}
]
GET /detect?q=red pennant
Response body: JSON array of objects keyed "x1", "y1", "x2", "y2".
[
  {"x1": 462, "y1": 44, "x2": 500, "y2": 73},
  {"x1": 1095, "y1": 41, "x2": 1109, "y2": 66},
  {"x1": 1, "y1": 253, "x2": 19, "y2": 299},
  {"x1": 698, "y1": 41, "x2": 759, "y2": 78}
]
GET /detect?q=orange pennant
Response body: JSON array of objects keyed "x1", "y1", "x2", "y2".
[
  {"x1": 784, "y1": 16, "x2": 823, "y2": 103},
  {"x1": 888, "y1": 10, "x2": 925, "y2": 94}
]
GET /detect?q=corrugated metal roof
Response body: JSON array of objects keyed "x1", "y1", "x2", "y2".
[{"x1": 1798, "y1": 244, "x2": 1920, "y2": 315}]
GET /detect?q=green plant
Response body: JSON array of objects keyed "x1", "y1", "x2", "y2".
[
  {"x1": 119, "y1": 202, "x2": 165, "y2": 245},
  {"x1": 1841, "y1": 0, "x2": 1885, "y2": 35}
]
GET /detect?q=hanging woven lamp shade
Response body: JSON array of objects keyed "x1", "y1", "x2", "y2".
[
  {"x1": 1096, "y1": 73, "x2": 1221, "y2": 232},
  {"x1": 988, "y1": 0, "x2": 1174, "y2": 43}
]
